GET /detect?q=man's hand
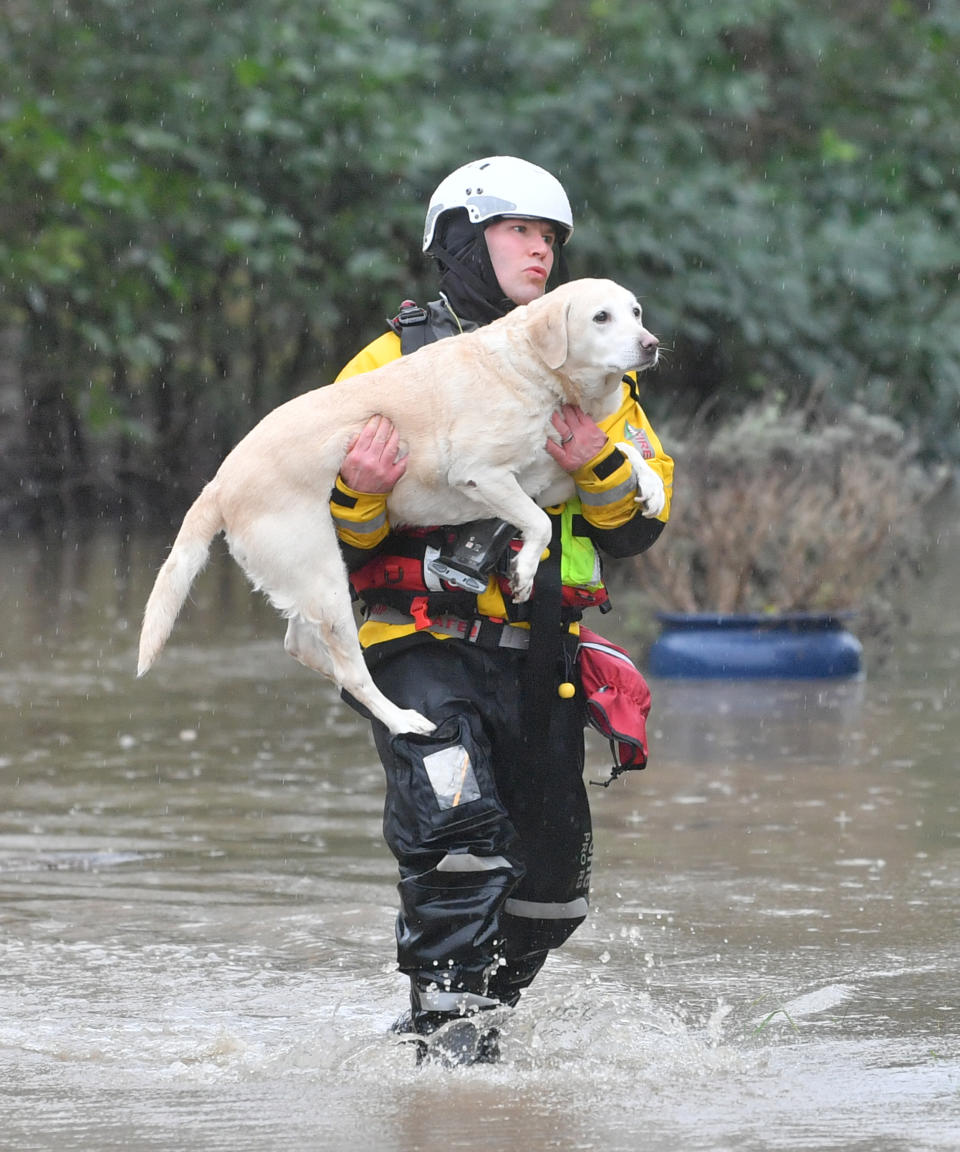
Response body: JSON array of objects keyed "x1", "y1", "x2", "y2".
[
  {"x1": 340, "y1": 415, "x2": 408, "y2": 494},
  {"x1": 545, "y1": 404, "x2": 608, "y2": 472}
]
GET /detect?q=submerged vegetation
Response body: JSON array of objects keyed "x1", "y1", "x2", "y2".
[{"x1": 633, "y1": 396, "x2": 949, "y2": 622}]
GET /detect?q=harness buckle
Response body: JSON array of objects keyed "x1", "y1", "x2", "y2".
[
  {"x1": 409, "y1": 596, "x2": 433, "y2": 631},
  {"x1": 395, "y1": 301, "x2": 429, "y2": 328}
]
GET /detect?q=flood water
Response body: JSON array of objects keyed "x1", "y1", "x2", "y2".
[{"x1": 1, "y1": 519, "x2": 958, "y2": 1151}]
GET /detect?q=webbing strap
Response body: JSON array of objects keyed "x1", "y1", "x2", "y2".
[
  {"x1": 394, "y1": 301, "x2": 435, "y2": 356},
  {"x1": 523, "y1": 515, "x2": 565, "y2": 814}
]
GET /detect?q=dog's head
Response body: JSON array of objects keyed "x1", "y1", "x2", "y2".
[{"x1": 525, "y1": 279, "x2": 659, "y2": 389}]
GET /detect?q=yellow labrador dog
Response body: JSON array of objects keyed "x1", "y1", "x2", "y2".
[{"x1": 137, "y1": 278, "x2": 664, "y2": 735}]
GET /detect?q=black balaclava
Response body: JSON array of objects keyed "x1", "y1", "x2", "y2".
[
  {"x1": 431, "y1": 210, "x2": 516, "y2": 325},
  {"x1": 430, "y1": 210, "x2": 572, "y2": 327}
]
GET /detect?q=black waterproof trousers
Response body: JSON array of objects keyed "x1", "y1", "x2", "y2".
[{"x1": 369, "y1": 640, "x2": 592, "y2": 1028}]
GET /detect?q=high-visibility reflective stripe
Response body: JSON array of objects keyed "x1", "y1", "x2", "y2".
[
  {"x1": 575, "y1": 475, "x2": 637, "y2": 506},
  {"x1": 580, "y1": 640, "x2": 638, "y2": 669},
  {"x1": 504, "y1": 897, "x2": 589, "y2": 920},
  {"x1": 332, "y1": 509, "x2": 386, "y2": 535},
  {"x1": 436, "y1": 853, "x2": 513, "y2": 873},
  {"x1": 418, "y1": 990, "x2": 501, "y2": 1012}
]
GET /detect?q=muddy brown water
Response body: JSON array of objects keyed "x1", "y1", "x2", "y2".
[{"x1": 1, "y1": 523, "x2": 958, "y2": 1151}]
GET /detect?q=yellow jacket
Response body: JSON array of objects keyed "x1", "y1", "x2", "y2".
[{"x1": 330, "y1": 314, "x2": 673, "y2": 649}]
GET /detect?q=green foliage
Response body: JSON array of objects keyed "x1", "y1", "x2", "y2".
[{"x1": 0, "y1": 0, "x2": 957, "y2": 524}]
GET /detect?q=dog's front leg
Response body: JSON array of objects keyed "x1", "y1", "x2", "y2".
[
  {"x1": 617, "y1": 441, "x2": 666, "y2": 518},
  {"x1": 456, "y1": 474, "x2": 552, "y2": 603},
  {"x1": 510, "y1": 508, "x2": 552, "y2": 602}
]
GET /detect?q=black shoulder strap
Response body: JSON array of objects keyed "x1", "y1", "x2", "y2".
[
  {"x1": 389, "y1": 300, "x2": 436, "y2": 356},
  {"x1": 523, "y1": 512, "x2": 565, "y2": 773}
]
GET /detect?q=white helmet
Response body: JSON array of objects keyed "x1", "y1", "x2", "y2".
[{"x1": 422, "y1": 156, "x2": 574, "y2": 253}]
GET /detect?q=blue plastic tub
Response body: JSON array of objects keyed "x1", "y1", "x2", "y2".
[{"x1": 648, "y1": 612, "x2": 863, "y2": 680}]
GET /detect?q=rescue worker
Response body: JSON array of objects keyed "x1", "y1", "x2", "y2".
[{"x1": 330, "y1": 156, "x2": 673, "y2": 1065}]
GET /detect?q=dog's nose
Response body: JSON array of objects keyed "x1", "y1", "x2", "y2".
[{"x1": 641, "y1": 332, "x2": 659, "y2": 351}]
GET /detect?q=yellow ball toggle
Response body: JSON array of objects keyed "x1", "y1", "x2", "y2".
[
  {"x1": 540, "y1": 547, "x2": 551, "y2": 561},
  {"x1": 557, "y1": 681, "x2": 576, "y2": 699}
]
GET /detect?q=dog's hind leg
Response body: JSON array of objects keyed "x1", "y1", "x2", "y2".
[
  {"x1": 286, "y1": 603, "x2": 436, "y2": 737},
  {"x1": 234, "y1": 511, "x2": 435, "y2": 737},
  {"x1": 284, "y1": 616, "x2": 336, "y2": 679}
]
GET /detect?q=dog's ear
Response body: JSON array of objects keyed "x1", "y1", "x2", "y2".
[{"x1": 526, "y1": 295, "x2": 570, "y2": 371}]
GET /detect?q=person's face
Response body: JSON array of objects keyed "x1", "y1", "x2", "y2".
[{"x1": 484, "y1": 217, "x2": 557, "y2": 306}]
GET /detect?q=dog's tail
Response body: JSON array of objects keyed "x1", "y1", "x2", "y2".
[{"x1": 137, "y1": 484, "x2": 225, "y2": 677}]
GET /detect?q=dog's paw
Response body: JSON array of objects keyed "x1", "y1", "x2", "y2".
[
  {"x1": 616, "y1": 441, "x2": 666, "y2": 518},
  {"x1": 509, "y1": 558, "x2": 537, "y2": 603},
  {"x1": 511, "y1": 578, "x2": 534, "y2": 604},
  {"x1": 637, "y1": 487, "x2": 665, "y2": 518},
  {"x1": 391, "y1": 709, "x2": 437, "y2": 737}
]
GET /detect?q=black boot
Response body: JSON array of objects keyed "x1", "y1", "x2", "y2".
[
  {"x1": 392, "y1": 1009, "x2": 501, "y2": 1067},
  {"x1": 417, "y1": 1017, "x2": 500, "y2": 1068}
]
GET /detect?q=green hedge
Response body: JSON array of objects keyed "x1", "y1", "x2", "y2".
[{"x1": 1, "y1": 0, "x2": 957, "y2": 524}]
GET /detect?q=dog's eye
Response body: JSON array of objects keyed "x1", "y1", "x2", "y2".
[
  {"x1": 633, "y1": 306, "x2": 642, "y2": 319},
  {"x1": 593, "y1": 311, "x2": 610, "y2": 324}
]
